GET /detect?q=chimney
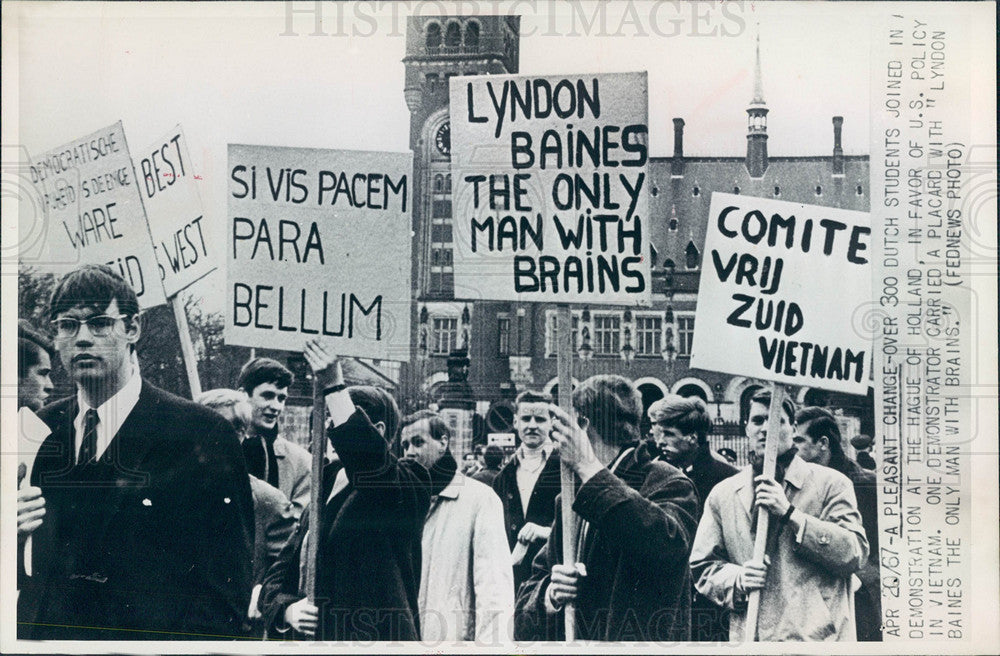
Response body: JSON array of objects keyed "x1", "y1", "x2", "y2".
[
  {"x1": 832, "y1": 116, "x2": 844, "y2": 175},
  {"x1": 672, "y1": 118, "x2": 685, "y2": 176}
]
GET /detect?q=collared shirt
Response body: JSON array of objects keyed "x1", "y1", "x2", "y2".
[
  {"x1": 73, "y1": 366, "x2": 141, "y2": 463},
  {"x1": 514, "y1": 442, "x2": 553, "y2": 517}
]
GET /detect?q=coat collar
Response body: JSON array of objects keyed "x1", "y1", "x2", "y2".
[
  {"x1": 272, "y1": 436, "x2": 290, "y2": 458},
  {"x1": 732, "y1": 455, "x2": 809, "y2": 517},
  {"x1": 436, "y1": 471, "x2": 464, "y2": 500}
]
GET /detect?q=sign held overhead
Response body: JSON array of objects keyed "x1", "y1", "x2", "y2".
[
  {"x1": 450, "y1": 72, "x2": 652, "y2": 305},
  {"x1": 28, "y1": 121, "x2": 166, "y2": 308},
  {"x1": 690, "y1": 193, "x2": 872, "y2": 394},
  {"x1": 226, "y1": 144, "x2": 412, "y2": 360}
]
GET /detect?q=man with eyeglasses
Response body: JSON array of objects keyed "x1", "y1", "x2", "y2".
[{"x1": 18, "y1": 264, "x2": 254, "y2": 640}]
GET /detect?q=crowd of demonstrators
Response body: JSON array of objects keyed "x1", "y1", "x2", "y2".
[
  {"x1": 515, "y1": 376, "x2": 699, "y2": 642},
  {"x1": 16, "y1": 264, "x2": 880, "y2": 644}
]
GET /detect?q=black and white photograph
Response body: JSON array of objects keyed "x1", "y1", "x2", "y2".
[{"x1": 2, "y1": 1, "x2": 997, "y2": 652}]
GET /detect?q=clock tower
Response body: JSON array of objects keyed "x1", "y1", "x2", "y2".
[
  {"x1": 401, "y1": 16, "x2": 520, "y2": 416},
  {"x1": 403, "y1": 16, "x2": 519, "y2": 300}
]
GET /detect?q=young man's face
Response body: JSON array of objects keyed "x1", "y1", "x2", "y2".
[
  {"x1": 400, "y1": 419, "x2": 447, "y2": 471},
  {"x1": 53, "y1": 298, "x2": 138, "y2": 391},
  {"x1": 513, "y1": 401, "x2": 552, "y2": 449},
  {"x1": 793, "y1": 429, "x2": 826, "y2": 464},
  {"x1": 746, "y1": 400, "x2": 794, "y2": 457},
  {"x1": 248, "y1": 382, "x2": 288, "y2": 433},
  {"x1": 19, "y1": 350, "x2": 53, "y2": 411},
  {"x1": 649, "y1": 423, "x2": 698, "y2": 465}
]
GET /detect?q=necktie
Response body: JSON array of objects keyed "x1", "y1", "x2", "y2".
[{"x1": 78, "y1": 408, "x2": 99, "y2": 465}]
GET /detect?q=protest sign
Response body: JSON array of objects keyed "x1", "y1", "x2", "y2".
[
  {"x1": 690, "y1": 192, "x2": 871, "y2": 394},
  {"x1": 226, "y1": 144, "x2": 412, "y2": 360},
  {"x1": 449, "y1": 72, "x2": 652, "y2": 305},
  {"x1": 138, "y1": 126, "x2": 215, "y2": 298},
  {"x1": 28, "y1": 121, "x2": 166, "y2": 308}
]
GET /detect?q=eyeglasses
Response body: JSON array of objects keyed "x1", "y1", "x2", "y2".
[{"x1": 50, "y1": 314, "x2": 130, "y2": 338}]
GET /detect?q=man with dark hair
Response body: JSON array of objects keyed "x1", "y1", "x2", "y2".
[
  {"x1": 19, "y1": 264, "x2": 254, "y2": 640},
  {"x1": 647, "y1": 394, "x2": 738, "y2": 506},
  {"x1": 260, "y1": 344, "x2": 431, "y2": 641},
  {"x1": 647, "y1": 393, "x2": 738, "y2": 642},
  {"x1": 400, "y1": 409, "x2": 514, "y2": 641},
  {"x1": 492, "y1": 389, "x2": 563, "y2": 590},
  {"x1": 472, "y1": 445, "x2": 505, "y2": 488},
  {"x1": 17, "y1": 321, "x2": 55, "y2": 542},
  {"x1": 690, "y1": 391, "x2": 869, "y2": 641},
  {"x1": 196, "y1": 388, "x2": 297, "y2": 636},
  {"x1": 18, "y1": 320, "x2": 55, "y2": 412},
  {"x1": 515, "y1": 375, "x2": 699, "y2": 642},
  {"x1": 795, "y1": 407, "x2": 882, "y2": 641},
  {"x1": 237, "y1": 357, "x2": 311, "y2": 518}
]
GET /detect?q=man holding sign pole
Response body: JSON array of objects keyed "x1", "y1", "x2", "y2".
[
  {"x1": 689, "y1": 390, "x2": 868, "y2": 641},
  {"x1": 514, "y1": 375, "x2": 698, "y2": 642}
]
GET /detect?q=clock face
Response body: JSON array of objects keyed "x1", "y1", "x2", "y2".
[{"x1": 434, "y1": 122, "x2": 451, "y2": 155}]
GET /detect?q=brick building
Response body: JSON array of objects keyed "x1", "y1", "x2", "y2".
[{"x1": 398, "y1": 17, "x2": 873, "y2": 461}]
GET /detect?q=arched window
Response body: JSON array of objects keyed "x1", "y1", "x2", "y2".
[
  {"x1": 733, "y1": 185, "x2": 741, "y2": 194},
  {"x1": 815, "y1": 184, "x2": 823, "y2": 196},
  {"x1": 445, "y1": 173, "x2": 452, "y2": 193},
  {"x1": 774, "y1": 185, "x2": 780, "y2": 196},
  {"x1": 465, "y1": 22, "x2": 480, "y2": 48},
  {"x1": 445, "y1": 22, "x2": 461, "y2": 47},
  {"x1": 676, "y1": 383, "x2": 708, "y2": 402},
  {"x1": 433, "y1": 174, "x2": 444, "y2": 193},
  {"x1": 685, "y1": 241, "x2": 700, "y2": 269},
  {"x1": 425, "y1": 22, "x2": 441, "y2": 48},
  {"x1": 692, "y1": 185, "x2": 700, "y2": 196},
  {"x1": 669, "y1": 217, "x2": 678, "y2": 231},
  {"x1": 856, "y1": 184, "x2": 864, "y2": 195}
]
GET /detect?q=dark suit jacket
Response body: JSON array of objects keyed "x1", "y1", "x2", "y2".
[
  {"x1": 492, "y1": 449, "x2": 562, "y2": 589},
  {"x1": 18, "y1": 380, "x2": 255, "y2": 640},
  {"x1": 260, "y1": 409, "x2": 431, "y2": 641},
  {"x1": 515, "y1": 446, "x2": 699, "y2": 642}
]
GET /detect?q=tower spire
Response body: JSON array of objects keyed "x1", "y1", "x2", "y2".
[
  {"x1": 751, "y1": 28, "x2": 765, "y2": 106},
  {"x1": 745, "y1": 25, "x2": 769, "y2": 178}
]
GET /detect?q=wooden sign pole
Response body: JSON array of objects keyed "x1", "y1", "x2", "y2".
[
  {"x1": 743, "y1": 382, "x2": 786, "y2": 641},
  {"x1": 170, "y1": 295, "x2": 202, "y2": 398},
  {"x1": 555, "y1": 304, "x2": 577, "y2": 642},
  {"x1": 305, "y1": 376, "x2": 325, "y2": 604}
]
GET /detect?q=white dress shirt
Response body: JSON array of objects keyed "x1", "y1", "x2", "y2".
[{"x1": 73, "y1": 367, "x2": 141, "y2": 463}]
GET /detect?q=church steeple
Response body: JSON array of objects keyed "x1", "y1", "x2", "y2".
[{"x1": 746, "y1": 29, "x2": 769, "y2": 178}]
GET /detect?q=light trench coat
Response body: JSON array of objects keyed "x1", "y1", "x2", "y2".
[
  {"x1": 690, "y1": 456, "x2": 869, "y2": 641},
  {"x1": 419, "y1": 473, "x2": 515, "y2": 643}
]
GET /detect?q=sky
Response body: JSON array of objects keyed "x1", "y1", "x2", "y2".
[{"x1": 8, "y1": 1, "x2": 875, "y2": 311}]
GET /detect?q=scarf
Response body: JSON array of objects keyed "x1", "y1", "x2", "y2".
[
  {"x1": 429, "y1": 451, "x2": 458, "y2": 498},
  {"x1": 243, "y1": 429, "x2": 280, "y2": 489}
]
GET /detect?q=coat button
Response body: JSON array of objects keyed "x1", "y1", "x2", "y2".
[{"x1": 819, "y1": 534, "x2": 830, "y2": 545}]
